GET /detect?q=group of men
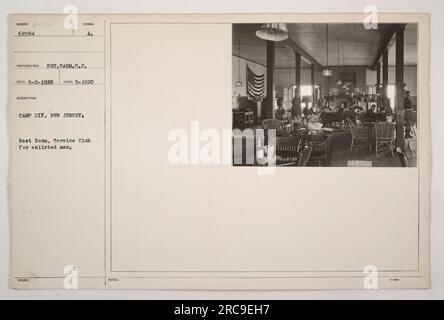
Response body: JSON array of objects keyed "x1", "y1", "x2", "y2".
[{"x1": 286, "y1": 90, "x2": 415, "y2": 138}]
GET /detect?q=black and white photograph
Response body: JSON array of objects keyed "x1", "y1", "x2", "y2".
[
  {"x1": 232, "y1": 23, "x2": 418, "y2": 167},
  {"x1": 2, "y1": 0, "x2": 442, "y2": 302}
]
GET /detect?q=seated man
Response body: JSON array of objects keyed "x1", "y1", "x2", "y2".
[
  {"x1": 377, "y1": 105, "x2": 393, "y2": 121},
  {"x1": 378, "y1": 105, "x2": 393, "y2": 115},
  {"x1": 353, "y1": 105, "x2": 364, "y2": 113},
  {"x1": 353, "y1": 106, "x2": 364, "y2": 124},
  {"x1": 363, "y1": 104, "x2": 378, "y2": 122},
  {"x1": 344, "y1": 106, "x2": 356, "y2": 123},
  {"x1": 302, "y1": 104, "x2": 314, "y2": 118},
  {"x1": 337, "y1": 103, "x2": 345, "y2": 114}
]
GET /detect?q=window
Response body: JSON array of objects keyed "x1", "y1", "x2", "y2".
[
  {"x1": 387, "y1": 85, "x2": 396, "y2": 111},
  {"x1": 300, "y1": 85, "x2": 313, "y2": 108},
  {"x1": 300, "y1": 85, "x2": 313, "y2": 97}
]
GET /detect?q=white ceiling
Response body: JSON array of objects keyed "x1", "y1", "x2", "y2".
[{"x1": 233, "y1": 23, "x2": 417, "y2": 68}]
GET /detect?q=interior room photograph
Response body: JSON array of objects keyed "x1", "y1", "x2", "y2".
[{"x1": 232, "y1": 23, "x2": 418, "y2": 167}]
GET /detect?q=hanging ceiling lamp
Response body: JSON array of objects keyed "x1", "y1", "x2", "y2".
[
  {"x1": 322, "y1": 24, "x2": 333, "y2": 76},
  {"x1": 256, "y1": 23, "x2": 289, "y2": 42}
]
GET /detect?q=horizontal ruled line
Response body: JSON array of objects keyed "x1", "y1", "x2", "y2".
[
  {"x1": 14, "y1": 275, "x2": 423, "y2": 279},
  {"x1": 13, "y1": 83, "x2": 104, "y2": 86},
  {"x1": 14, "y1": 51, "x2": 104, "y2": 54},
  {"x1": 14, "y1": 67, "x2": 104, "y2": 70},
  {"x1": 14, "y1": 35, "x2": 104, "y2": 38}
]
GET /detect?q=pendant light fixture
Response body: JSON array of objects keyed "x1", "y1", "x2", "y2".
[
  {"x1": 256, "y1": 23, "x2": 289, "y2": 42},
  {"x1": 322, "y1": 24, "x2": 333, "y2": 77}
]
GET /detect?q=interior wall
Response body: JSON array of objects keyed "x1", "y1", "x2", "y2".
[
  {"x1": 366, "y1": 68, "x2": 377, "y2": 86},
  {"x1": 318, "y1": 66, "x2": 367, "y2": 95},
  {"x1": 275, "y1": 67, "x2": 313, "y2": 87}
]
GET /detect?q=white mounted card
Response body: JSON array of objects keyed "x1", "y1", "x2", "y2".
[{"x1": 9, "y1": 13, "x2": 430, "y2": 289}]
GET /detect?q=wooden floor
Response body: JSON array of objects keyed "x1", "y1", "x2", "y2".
[{"x1": 326, "y1": 132, "x2": 417, "y2": 167}]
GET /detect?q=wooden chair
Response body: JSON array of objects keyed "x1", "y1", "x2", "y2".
[
  {"x1": 405, "y1": 109, "x2": 417, "y2": 137},
  {"x1": 346, "y1": 118, "x2": 371, "y2": 152},
  {"x1": 375, "y1": 122, "x2": 395, "y2": 157},
  {"x1": 305, "y1": 131, "x2": 330, "y2": 166},
  {"x1": 275, "y1": 136, "x2": 301, "y2": 155},
  {"x1": 408, "y1": 139, "x2": 417, "y2": 158},
  {"x1": 297, "y1": 146, "x2": 313, "y2": 167},
  {"x1": 310, "y1": 135, "x2": 332, "y2": 166},
  {"x1": 395, "y1": 147, "x2": 409, "y2": 167},
  {"x1": 275, "y1": 136, "x2": 301, "y2": 166}
]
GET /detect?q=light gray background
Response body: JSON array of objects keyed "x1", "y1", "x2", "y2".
[{"x1": 1, "y1": 0, "x2": 443, "y2": 299}]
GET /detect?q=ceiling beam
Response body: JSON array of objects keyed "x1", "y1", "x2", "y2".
[
  {"x1": 283, "y1": 38, "x2": 321, "y2": 68},
  {"x1": 372, "y1": 24, "x2": 406, "y2": 68}
]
